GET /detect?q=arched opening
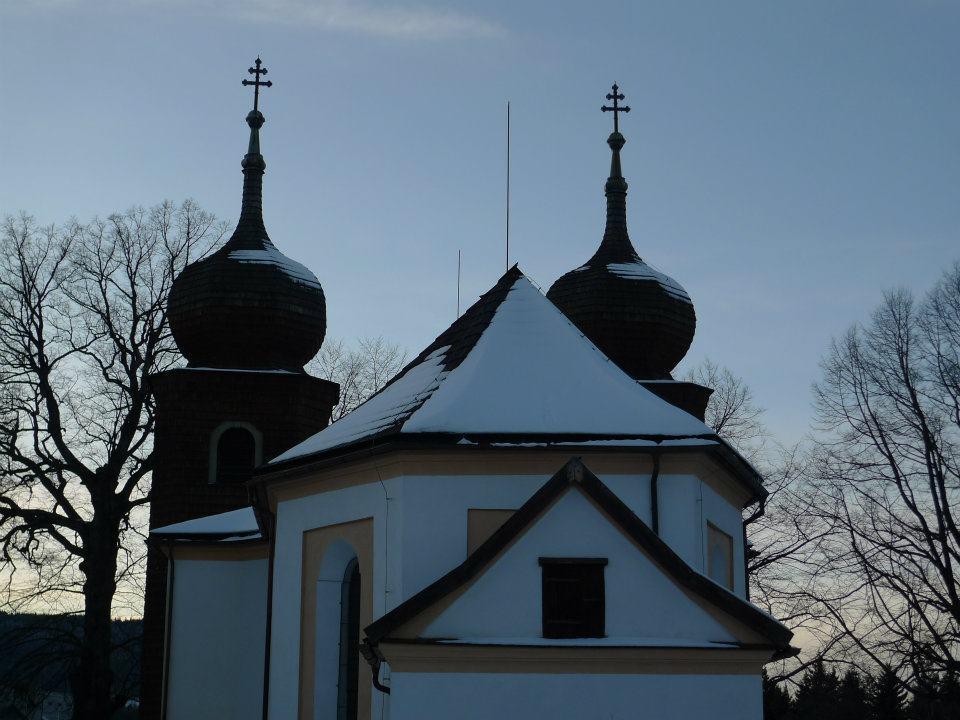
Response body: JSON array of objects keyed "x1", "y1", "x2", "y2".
[
  {"x1": 215, "y1": 427, "x2": 256, "y2": 484},
  {"x1": 336, "y1": 558, "x2": 361, "y2": 720}
]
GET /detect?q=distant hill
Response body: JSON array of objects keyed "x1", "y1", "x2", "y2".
[{"x1": 0, "y1": 612, "x2": 141, "y2": 719}]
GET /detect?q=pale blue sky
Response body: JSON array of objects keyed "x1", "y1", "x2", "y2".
[{"x1": 2, "y1": 0, "x2": 958, "y2": 443}]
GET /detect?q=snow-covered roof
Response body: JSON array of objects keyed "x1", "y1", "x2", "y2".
[
  {"x1": 151, "y1": 507, "x2": 261, "y2": 540},
  {"x1": 271, "y1": 267, "x2": 713, "y2": 465}
]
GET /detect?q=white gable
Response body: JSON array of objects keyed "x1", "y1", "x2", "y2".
[
  {"x1": 420, "y1": 487, "x2": 737, "y2": 646},
  {"x1": 273, "y1": 272, "x2": 710, "y2": 463}
]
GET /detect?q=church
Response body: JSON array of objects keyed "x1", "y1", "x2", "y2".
[{"x1": 140, "y1": 60, "x2": 795, "y2": 720}]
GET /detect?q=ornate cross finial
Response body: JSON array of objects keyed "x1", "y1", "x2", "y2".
[
  {"x1": 241, "y1": 57, "x2": 273, "y2": 113},
  {"x1": 601, "y1": 83, "x2": 631, "y2": 133}
]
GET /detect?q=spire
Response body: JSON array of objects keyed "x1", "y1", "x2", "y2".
[
  {"x1": 235, "y1": 57, "x2": 273, "y2": 246},
  {"x1": 593, "y1": 83, "x2": 638, "y2": 264}
]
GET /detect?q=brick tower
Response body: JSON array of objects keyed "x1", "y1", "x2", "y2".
[{"x1": 139, "y1": 58, "x2": 339, "y2": 719}]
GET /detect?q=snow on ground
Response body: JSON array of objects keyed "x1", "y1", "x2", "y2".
[{"x1": 229, "y1": 245, "x2": 322, "y2": 289}]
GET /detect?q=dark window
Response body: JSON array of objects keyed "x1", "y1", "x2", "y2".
[
  {"x1": 215, "y1": 427, "x2": 256, "y2": 484},
  {"x1": 539, "y1": 558, "x2": 607, "y2": 638},
  {"x1": 337, "y1": 558, "x2": 361, "y2": 720}
]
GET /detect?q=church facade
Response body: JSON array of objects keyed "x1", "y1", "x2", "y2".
[{"x1": 143, "y1": 69, "x2": 794, "y2": 720}]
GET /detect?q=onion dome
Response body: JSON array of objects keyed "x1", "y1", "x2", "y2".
[
  {"x1": 168, "y1": 59, "x2": 326, "y2": 371},
  {"x1": 547, "y1": 84, "x2": 695, "y2": 380}
]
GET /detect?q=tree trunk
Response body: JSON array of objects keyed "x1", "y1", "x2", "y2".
[{"x1": 71, "y1": 525, "x2": 119, "y2": 720}]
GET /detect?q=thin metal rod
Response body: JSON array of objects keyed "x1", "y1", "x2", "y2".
[
  {"x1": 506, "y1": 101, "x2": 511, "y2": 271},
  {"x1": 457, "y1": 249, "x2": 462, "y2": 318}
]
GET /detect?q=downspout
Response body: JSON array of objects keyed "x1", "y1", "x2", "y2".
[
  {"x1": 160, "y1": 541, "x2": 175, "y2": 720},
  {"x1": 650, "y1": 453, "x2": 662, "y2": 535},
  {"x1": 360, "y1": 640, "x2": 391, "y2": 695},
  {"x1": 261, "y1": 514, "x2": 277, "y2": 720},
  {"x1": 743, "y1": 497, "x2": 765, "y2": 602}
]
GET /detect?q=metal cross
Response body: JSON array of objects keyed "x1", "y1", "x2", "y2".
[
  {"x1": 601, "y1": 83, "x2": 631, "y2": 133},
  {"x1": 241, "y1": 57, "x2": 273, "y2": 113}
]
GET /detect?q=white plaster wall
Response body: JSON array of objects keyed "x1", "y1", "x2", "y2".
[
  {"x1": 388, "y1": 672, "x2": 763, "y2": 720},
  {"x1": 268, "y1": 478, "x2": 400, "y2": 719},
  {"x1": 399, "y1": 471, "x2": 652, "y2": 599},
  {"x1": 424, "y1": 488, "x2": 734, "y2": 643},
  {"x1": 166, "y1": 557, "x2": 267, "y2": 720},
  {"x1": 266, "y1": 455, "x2": 748, "y2": 717},
  {"x1": 700, "y1": 480, "x2": 748, "y2": 598},
  {"x1": 658, "y1": 472, "x2": 748, "y2": 598}
]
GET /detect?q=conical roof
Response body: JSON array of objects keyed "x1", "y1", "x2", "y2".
[
  {"x1": 547, "y1": 99, "x2": 696, "y2": 380},
  {"x1": 271, "y1": 267, "x2": 711, "y2": 464},
  {"x1": 168, "y1": 98, "x2": 326, "y2": 371}
]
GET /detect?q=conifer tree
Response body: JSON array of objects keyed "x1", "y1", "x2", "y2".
[
  {"x1": 836, "y1": 669, "x2": 869, "y2": 720},
  {"x1": 793, "y1": 661, "x2": 840, "y2": 720},
  {"x1": 870, "y1": 668, "x2": 907, "y2": 720},
  {"x1": 762, "y1": 670, "x2": 793, "y2": 720}
]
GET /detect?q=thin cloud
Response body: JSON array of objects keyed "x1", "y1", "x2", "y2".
[{"x1": 7, "y1": 0, "x2": 506, "y2": 41}]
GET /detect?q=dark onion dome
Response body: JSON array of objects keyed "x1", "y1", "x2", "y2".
[
  {"x1": 168, "y1": 108, "x2": 326, "y2": 371},
  {"x1": 547, "y1": 128, "x2": 696, "y2": 380}
]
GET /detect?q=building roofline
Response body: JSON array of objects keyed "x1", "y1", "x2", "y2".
[{"x1": 251, "y1": 433, "x2": 766, "y2": 504}]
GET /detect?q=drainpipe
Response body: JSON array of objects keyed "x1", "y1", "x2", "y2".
[
  {"x1": 160, "y1": 541, "x2": 175, "y2": 720},
  {"x1": 650, "y1": 453, "x2": 662, "y2": 535},
  {"x1": 261, "y1": 514, "x2": 277, "y2": 720},
  {"x1": 360, "y1": 639, "x2": 391, "y2": 694}
]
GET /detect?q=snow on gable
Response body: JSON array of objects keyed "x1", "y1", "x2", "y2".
[
  {"x1": 404, "y1": 276, "x2": 708, "y2": 436},
  {"x1": 419, "y1": 487, "x2": 737, "y2": 645}
]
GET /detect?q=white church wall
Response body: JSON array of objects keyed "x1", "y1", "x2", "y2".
[
  {"x1": 387, "y1": 671, "x2": 762, "y2": 720},
  {"x1": 268, "y1": 478, "x2": 399, "y2": 720},
  {"x1": 699, "y1": 480, "x2": 748, "y2": 598},
  {"x1": 399, "y1": 470, "x2": 652, "y2": 600},
  {"x1": 166, "y1": 556, "x2": 267, "y2": 720},
  {"x1": 264, "y1": 454, "x2": 745, "y2": 718},
  {"x1": 422, "y1": 488, "x2": 735, "y2": 643}
]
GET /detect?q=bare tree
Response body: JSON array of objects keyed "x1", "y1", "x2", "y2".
[
  {"x1": 310, "y1": 336, "x2": 407, "y2": 421},
  {"x1": 686, "y1": 358, "x2": 768, "y2": 462},
  {"x1": 0, "y1": 202, "x2": 223, "y2": 719},
  {"x1": 803, "y1": 262, "x2": 960, "y2": 691}
]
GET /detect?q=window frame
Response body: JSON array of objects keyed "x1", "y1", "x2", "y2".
[
  {"x1": 539, "y1": 557, "x2": 607, "y2": 639},
  {"x1": 706, "y1": 522, "x2": 735, "y2": 590},
  {"x1": 208, "y1": 421, "x2": 263, "y2": 484}
]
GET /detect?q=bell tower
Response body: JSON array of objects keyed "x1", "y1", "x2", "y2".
[{"x1": 139, "y1": 58, "x2": 339, "y2": 720}]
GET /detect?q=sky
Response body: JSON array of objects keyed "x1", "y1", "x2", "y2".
[{"x1": 2, "y1": 0, "x2": 958, "y2": 444}]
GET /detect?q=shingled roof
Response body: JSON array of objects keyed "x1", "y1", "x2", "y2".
[{"x1": 270, "y1": 267, "x2": 715, "y2": 466}]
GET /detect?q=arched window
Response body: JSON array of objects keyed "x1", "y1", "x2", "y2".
[
  {"x1": 215, "y1": 427, "x2": 256, "y2": 484},
  {"x1": 336, "y1": 558, "x2": 361, "y2": 720}
]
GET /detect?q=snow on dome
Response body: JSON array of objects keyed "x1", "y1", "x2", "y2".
[
  {"x1": 228, "y1": 245, "x2": 321, "y2": 289},
  {"x1": 607, "y1": 261, "x2": 692, "y2": 304},
  {"x1": 271, "y1": 269, "x2": 711, "y2": 464}
]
